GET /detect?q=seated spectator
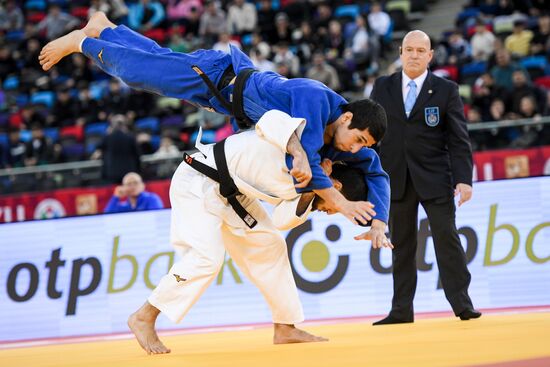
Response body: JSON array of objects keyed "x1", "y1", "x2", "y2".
[
  {"x1": 305, "y1": 52, "x2": 341, "y2": 92},
  {"x1": 25, "y1": 123, "x2": 56, "y2": 166},
  {"x1": 490, "y1": 49, "x2": 530, "y2": 91},
  {"x1": 128, "y1": 0, "x2": 166, "y2": 32},
  {"x1": 166, "y1": 0, "x2": 203, "y2": 26},
  {"x1": 249, "y1": 32, "x2": 271, "y2": 59},
  {"x1": 0, "y1": 44, "x2": 18, "y2": 80},
  {"x1": 0, "y1": 0, "x2": 24, "y2": 32},
  {"x1": 368, "y1": 2, "x2": 391, "y2": 39},
  {"x1": 256, "y1": 0, "x2": 276, "y2": 39},
  {"x1": 268, "y1": 12, "x2": 292, "y2": 45},
  {"x1": 345, "y1": 15, "x2": 372, "y2": 67},
  {"x1": 323, "y1": 20, "x2": 346, "y2": 58},
  {"x1": 447, "y1": 30, "x2": 471, "y2": 66},
  {"x1": 48, "y1": 87, "x2": 80, "y2": 128},
  {"x1": 212, "y1": 32, "x2": 241, "y2": 53},
  {"x1": 272, "y1": 42, "x2": 300, "y2": 77},
  {"x1": 472, "y1": 73, "x2": 508, "y2": 120},
  {"x1": 152, "y1": 136, "x2": 180, "y2": 158},
  {"x1": 510, "y1": 70, "x2": 546, "y2": 115},
  {"x1": 35, "y1": 4, "x2": 80, "y2": 40},
  {"x1": 530, "y1": 14, "x2": 550, "y2": 56},
  {"x1": 292, "y1": 21, "x2": 318, "y2": 64},
  {"x1": 311, "y1": 3, "x2": 332, "y2": 37},
  {"x1": 3, "y1": 128, "x2": 26, "y2": 168},
  {"x1": 488, "y1": 98, "x2": 507, "y2": 122},
  {"x1": 104, "y1": 172, "x2": 163, "y2": 213},
  {"x1": 199, "y1": 0, "x2": 227, "y2": 45},
  {"x1": 250, "y1": 48, "x2": 276, "y2": 72},
  {"x1": 504, "y1": 19, "x2": 534, "y2": 57},
  {"x1": 226, "y1": 0, "x2": 257, "y2": 36},
  {"x1": 470, "y1": 20, "x2": 496, "y2": 61},
  {"x1": 101, "y1": 78, "x2": 130, "y2": 117},
  {"x1": 137, "y1": 131, "x2": 155, "y2": 155}
]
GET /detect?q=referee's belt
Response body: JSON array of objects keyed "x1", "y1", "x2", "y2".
[
  {"x1": 183, "y1": 140, "x2": 258, "y2": 229},
  {"x1": 191, "y1": 64, "x2": 257, "y2": 131}
]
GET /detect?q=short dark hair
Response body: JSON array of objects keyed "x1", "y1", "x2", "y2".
[
  {"x1": 342, "y1": 99, "x2": 387, "y2": 142},
  {"x1": 331, "y1": 163, "x2": 368, "y2": 202}
]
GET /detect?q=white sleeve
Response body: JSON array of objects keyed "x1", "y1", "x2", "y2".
[
  {"x1": 272, "y1": 195, "x2": 313, "y2": 231},
  {"x1": 255, "y1": 110, "x2": 306, "y2": 153}
]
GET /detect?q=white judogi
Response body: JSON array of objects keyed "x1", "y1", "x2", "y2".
[{"x1": 148, "y1": 110, "x2": 311, "y2": 324}]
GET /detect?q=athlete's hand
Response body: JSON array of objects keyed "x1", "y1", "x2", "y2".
[
  {"x1": 320, "y1": 158, "x2": 333, "y2": 176},
  {"x1": 455, "y1": 183, "x2": 473, "y2": 207},
  {"x1": 354, "y1": 220, "x2": 393, "y2": 249},
  {"x1": 290, "y1": 151, "x2": 312, "y2": 188},
  {"x1": 114, "y1": 186, "x2": 127, "y2": 198},
  {"x1": 337, "y1": 200, "x2": 376, "y2": 225}
]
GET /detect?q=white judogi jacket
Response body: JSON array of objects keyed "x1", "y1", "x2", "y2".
[{"x1": 191, "y1": 109, "x2": 313, "y2": 230}]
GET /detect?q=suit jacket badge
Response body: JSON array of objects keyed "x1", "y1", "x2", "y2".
[{"x1": 425, "y1": 107, "x2": 440, "y2": 127}]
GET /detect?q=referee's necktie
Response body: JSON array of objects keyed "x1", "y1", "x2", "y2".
[{"x1": 404, "y1": 80, "x2": 417, "y2": 118}]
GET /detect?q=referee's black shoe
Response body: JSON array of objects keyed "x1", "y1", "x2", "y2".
[
  {"x1": 372, "y1": 315, "x2": 413, "y2": 326},
  {"x1": 458, "y1": 308, "x2": 482, "y2": 320}
]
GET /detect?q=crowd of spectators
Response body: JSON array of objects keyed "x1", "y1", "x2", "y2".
[{"x1": 0, "y1": 0, "x2": 549, "y2": 176}]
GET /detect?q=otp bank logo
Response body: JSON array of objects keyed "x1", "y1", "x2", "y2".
[{"x1": 286, "y1": 220, "x2": 349, "y2": 293}]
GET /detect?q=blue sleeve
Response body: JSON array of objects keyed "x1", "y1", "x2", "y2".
[
  {"x1": 104, "y1": 196, "x2": 122, "y2": 213},
  {"x1": 290, "y1": 91, "x2": 334, "y2": 192},
  {"x1": 331, "y1": 148, "x2": 390, "y2": 224},
  {"x1": 149, "y1": 3, "x2": 166, "y2": 27}
]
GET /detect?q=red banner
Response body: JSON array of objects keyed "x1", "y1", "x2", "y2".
[
  {"x1": 0, "y1": 180, "x2": 170, "y2": 223},
  {"x1": 473, "y1": 146, "x2": 550, "y2": 181},
  {"x1": 1, "y1": 146, "x2": 549, "y2": 223}
]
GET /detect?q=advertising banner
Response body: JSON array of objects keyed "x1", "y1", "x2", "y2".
[{"x1": 1, "y1": 177, "x2": 549, "y2": 343}]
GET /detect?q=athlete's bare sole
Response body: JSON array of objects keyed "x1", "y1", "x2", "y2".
[
  {"x1": 273, "y1": 324, "x2": 328, "y2": 344},
  {"x1": 128, "y1": 302, "x2": 170, "y2": 355},
  {"x1": 38, "y1": 11, "x2": 115, "y2": 71}
]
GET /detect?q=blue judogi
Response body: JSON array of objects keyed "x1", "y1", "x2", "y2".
[{"x1": 82, "y1": 25, "x2": 389, "y2": 223}]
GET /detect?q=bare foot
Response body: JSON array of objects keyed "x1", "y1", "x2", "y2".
[
  {"x1": 39, "y1": 29, "x2": 86, "y2": 71},
  {"x1": 127, "y1": 305, "x2": 170, "y2": 355},
  {"x1": 273, "y1": 324, "x2": 328, "y2": 344},
  {"x1": 82, "y1": 11, "x2": 116, "y2": 38}
]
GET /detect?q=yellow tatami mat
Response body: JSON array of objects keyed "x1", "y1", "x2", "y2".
[{"x1": 1, "y1": 312, "x2": 549, "y2": 367}]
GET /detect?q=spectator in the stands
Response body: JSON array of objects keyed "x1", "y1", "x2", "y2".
[
  {"x1": 256, "y1": 0, "x2": 276, "y2": 39},
  {"x1": 76, "y1": 84, "x2": 102, "y2": 125},
  {"x1": 25, "y1": 123, "x2": 55, "y2": 167},
  {"x1": 0, "y1": 0, "x2": 24, "y2": 32},
  {"x1": 530, "y1": 14, "x2": 550, "y2": 56},
  {"x1": 104, "y1": 172, "x2": 163, "y2": 213},
  {"x1": 166, "y1": 0, "x2": 203, "y2": 26},
  {"x1": 153, "y1": 136, "x2": 180, "y2": 158},
  {"x1": 70, "y1": 53, "x2": 93, "y2": 83},
  {"x1": 212, "y1": 31, "x2": 241, "y2": 53},
  {"x1": 0, "y1": 44, "x2": 18, "y2": 80},
  {"x1": 488, "y1": 98, "x2": 507, "y2": 122},
  {"x1": 93, "y1": 114, "x2": 141, "y2": 184},
  {"x1": 324, "y1": 20, "x2": 346, "y2": 58},
  {"x1": 472, "y1": 73, "x2": 508, "y2": 121},
  {"x1": 490, "y1": 49, "x2": 529, "y2": 91},
  {"x1": 199, "y1": 0, "x2": 227, "y2": 45},
  {"x1": 273, "y1": 42, "x2": 300, "y2": 77},
  {"x1": 470, "y1": 19, "x2": 496, "y2": 61},
  {"x1": 128, "y1": 0, "x2": 166, "y2": 32},
  {"x1": 306, "y1": 51, "x2": 341, "y2": 92},
  {"x1": 510, "y1": 70, "x2": 546, "y2": 115},
  {"x1": 250, "y1": 47, "x2": 276, "y2": 72},
  {"x1": 48, "y1": 87, "x2": 80, "y2": 128},
  {"x1": 447, "y1": 30, "x2": 471, "y2": 66},
  {"x1": 3, "y1": 128, "x2": 26, "y2": 168},
  {"x1": 269, "y1": 12, "x2": 292, "y2": 45},
  {"x1": 35, "y1": 4, "x2": 80, "y2": 40},
  {"x1": 368, "y1": 2, "x2": 391, "y2": 47},
  {"x1": 345, "y1": 15, "x2": 373, "y2": 67},
  {"x1": 504, "y1": 19, "x2": 534, "y2": 57},
  {"x1": 101, "y1": 78, "x2": 130, "y2": 117},
  {"x1": 226, "y1": 0, "x2": 257, "y2": 36}
]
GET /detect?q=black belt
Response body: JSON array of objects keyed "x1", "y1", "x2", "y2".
[
  {"x1": 183, "y1": 141, "x2": 258, "y2": 228},
  {"x1": 192, "y1": 65, "x2": 257, "y2": 130}
]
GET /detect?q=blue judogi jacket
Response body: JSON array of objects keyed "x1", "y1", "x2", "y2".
[{"x1": 82, "y1": 29, "x2": 389, "y2": 222}]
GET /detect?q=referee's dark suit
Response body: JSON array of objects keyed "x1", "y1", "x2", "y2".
[{"x1": 370, "y1": 70, "x2": 479, "y2": 323}]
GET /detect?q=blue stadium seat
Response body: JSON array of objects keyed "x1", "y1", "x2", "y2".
[
  {"x1": 89, "y1": 81, "x2": 107, "y2": 100},
  {"x1": 85, "y1": 122, "x2": 109, "y2": 136},
  {"x1": 25, "y1": 0, "x2": 47, "y2": 11},
  {"x1": 520, "y1": 56, "x2": 548, "y2": 70},
  {"x1": 16, "y1": 94, "x2": 29, "y2": 107},
  {"x1": 334, "y1": 5, "x2": 360, "y2": 19},
  {"x1": 191, "y1": 129, "x2": 216, "y2": 145},
  {"x1": 457, "y1": 8, "x2": 480, "y2": 23},
  {"x1": 30, "y1": 91, "x2": 56, "y2": 108},
  {"x1": 19, "y1": 130, "x2": 32, "y2": 142},
  {"x1": 43, "y1": 127, "x2": 60, "y2": 143},
  {"x1": 3, "y1": 76, "x2": 19, "y2": 90},
  {"x1": 135, "y1": 117, "x2": 160, "y2": 133},
  {"x1": 0, "y1": 134, "x2": 8, "y2": 147},
  {"x1": 62, "y1": 143, "x2": 85, "y2": 162},
  {"x1": 151, "y1": 135, "x2": 161, "y2": 151},
  {"x1": 461, "y1": 61, "x2": 487, "y2": 77},
  {"x1": 5, "y1": 31, "x2": 24, "y2": 42}
]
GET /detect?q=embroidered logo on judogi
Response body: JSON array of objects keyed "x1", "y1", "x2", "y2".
[
  {"x1": 173, "y1": 274, "x2": 187, "y2": 282},
  {"x1": 424, "y1": 107, "x2": 440, "y2": 127},
  {"x1": 97, "y1": 49, "x2": 104, "y2": 64}
]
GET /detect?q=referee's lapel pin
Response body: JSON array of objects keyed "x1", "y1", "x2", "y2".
[{"x1": 428, "y1": 89, "x2": 433, "y2": 94}]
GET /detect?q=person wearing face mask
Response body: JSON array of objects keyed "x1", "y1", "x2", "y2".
[{"x1": 370, "y1": 30, "x2": 481, "y2": 325}]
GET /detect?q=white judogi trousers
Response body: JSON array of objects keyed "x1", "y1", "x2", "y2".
[{"x1": 148, "y1": 159, "x2": 304, "y2": 324}]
